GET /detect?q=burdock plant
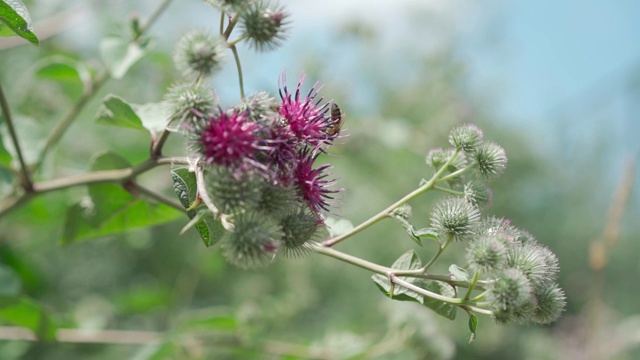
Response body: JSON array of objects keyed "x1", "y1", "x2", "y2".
[{"x1": 0, "y1": 0, "x2": 565, "y2": 347}]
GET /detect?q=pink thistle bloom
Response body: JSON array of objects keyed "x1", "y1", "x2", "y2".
[
  {"x1": 199, "y1": 110, "x2": 262, "y2": 167},
  {"x1": 278, "y1": 73, "x2": 333, "y2": 148},
  {"x1": 295, "y1": 148, "x2": 340, "y2": 214}
]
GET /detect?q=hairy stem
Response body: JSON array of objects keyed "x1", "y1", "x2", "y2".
[{"x1": 0, "y1": 83, "x2": 32, "y2": 191}]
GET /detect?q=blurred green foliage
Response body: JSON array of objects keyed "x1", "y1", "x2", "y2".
[{"x1": 0, "y1": 1, "x2": 638, "y2": 359}]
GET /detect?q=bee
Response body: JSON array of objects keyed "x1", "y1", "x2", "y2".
[{"x1": 326, "y1": 103, "x2": 344, "y2": 136}]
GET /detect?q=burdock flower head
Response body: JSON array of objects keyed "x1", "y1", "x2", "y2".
[
  {"x1": 278, "y1": 73, "x2": 336, "y2": 149},
  {"x1": 194, "y1": 109, "x2": 267, "y2": 169},
  {"x1": 295, "y1": 148, "x2": 340, "y2": 214}
]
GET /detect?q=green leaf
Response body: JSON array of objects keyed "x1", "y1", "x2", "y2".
[
  {"x1": 468, "y1": 313, "x2": 478, "y2": 343},
  {"x1": 0, "y1": 297, "x2": 56, "y2": 340},
  {"x1": 0, "y1": 264, "x2": 21, "y2": 298},
  {"x1": 35, "y1": 56, "x2": 91, "y2": 99},
  {"x1": 96, "y1": 94, "x2": 145, "y2": 131},
  {"x1": 132, "y1": 102, "x2": 169, "y2": 134},
  {"x1": 325, "y1": 217, "x2": 354, "y2": 237},
  {"x1": 0, "y1": 0, "x2": 38, "y2": 45},
  {"x1": 171, "y1": 168, "x2": 225, "y2": 247},
  {"x1": 371, "y1": 250, "x2": 424, "y2": 303},
  {"x1": 100, "y1": 35, "x2": 154, "y2": 79},
  {"x1": 413, "y1": 228, "x2": 439, "y2": 243},
  {"x1": 423, "y1": 281, "x2": 457, "y2": 320},
  {"x1": 448, "y1": 264, "x2": 469, "y2": 282},
  {"x1": 0, "y1": 115, "x2": 46, "y2": 165},
  {"x1": 61, "y1": 152, "x2": 182, "y2": 244}
]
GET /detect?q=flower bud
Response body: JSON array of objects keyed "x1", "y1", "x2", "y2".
[
  {"x1": 448, "y1": 124, "x2": 483, "y2": 153},
  {"x1": 222, "y1": 213, "x2": 282, "y2": 269},
  {"x1": 505, "y1": 242, "x2": 552, "y2": 290},
  {"x1": 473, "y1": 141, "x2": 507, "y2": 179},
  {"x1": 255, "y1": 183, "x2": 298, "y2": 220},
  {"x1": 279, "y1": 207, "x2": 320, "y2": 257},
  {"x1": 463, "y1": 180, "x2": 492, "y2": 208},
  {"x1": 466, "y1": 234, "x2": 507, "y2": 274},
  {"x1": 488, "y1": 268, "x2": 532, "y2": 311},
  {"x1": 164, "y1": 82, "x2": 217, "y2": 131},
  {"x1": 430, "y1": 197, "x2": 481, "y2": 242},
  {"x1": 532, "y1": 283, "x2": 566, "y2": 324},
  {"x1": 174, "y1": 29, "x2": 226, "y2": 79},
  {"x1": 205, "y1": 167, "x2": 262, "y2": 213},
  {"x1": 240, "y1": 1, "x2": 289, "y2": 52}
]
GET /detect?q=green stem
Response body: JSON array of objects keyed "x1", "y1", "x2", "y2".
[
  {"x1": 421, "y1": 234, "x2": 453, "y2": 272},
  {"x1": 219, "y1": 11, "x2": 225, "y2": 35},
  {"x1": 309, "y1": 242, "x2": 391, "y2": 274},
  {"x1": 0, "y1": 83, "x2": 32, "y2": 191},
  {"x1": 227, "y1": 33, "x2": 248, "y2": 47},
  {"x1": 433, "y1": 185, "x2": 463, "y2": 196},
  {"x1": 389, "y1": 275, "x2": 462, "y2": 305},
  {"x1": 460, "y1": 305, "x2": 493, "y2": 316},
  {"x1": 469, "y1": 290, "x2": 489, "y2": 302},
  {"x1": 223, "y1": 13, "x2": 240, "y2": 39},
  {"x1": 436, "y1": 164, "x2": 475, "y2": 184},
  {"x1": 230, "y1": 45, "x2": 245, "y2": 99},
  {"x1": 463, "y1": 271, "x2": 480, "y2": 301},
  {"x1": 322, "y1": 149, "x2": 461, "y2": 247}
]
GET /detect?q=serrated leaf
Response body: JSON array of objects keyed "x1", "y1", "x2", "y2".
[
  {"x1": 35, "y1": 56, "x2": 90, "y2": 99},
  {"x1": 100, "y1": 35, "x2": 154, "y2": 79},
  {"x1": 171, "y1": 168, "x2": 225, "y2": 247},
  {"x1": 0, "y1": 297, "x2": 56, "y2": 340},
  {"x1": 96, "y1": 94, "x2": 145, "y2": 130},
  {"x1": 61, "y1": 152, "x2": 182, "y2": 244},
  {"x1": 132, "y1": 102, "x2": 169, "y2": 134},
  {"x1": 468, "y1": 313, "x2": 478, "y2": 343},
  {"x1": 449, "y1": 264, "x2": 469, "y2": 282},
  {"x1": 423, "y1": 281, "x2": 457, "y2": 320},
  {"x1": 0, "y1": 0, "x2": 38, "y2": 45}
]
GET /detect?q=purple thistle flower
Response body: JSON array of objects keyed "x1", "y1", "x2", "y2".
[
  {"x1": 199, "y1": 110, "x2": 263, "y2": 167},
  {"x1": 278, "y1": 73, "x2": 334, "y2": 148},
  {"x1": 294, "y1": 148, "x2": 340, "y2": 214}
]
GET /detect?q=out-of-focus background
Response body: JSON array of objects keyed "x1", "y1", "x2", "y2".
[{"x1": 1, "y1": 0, "x2": 638, "y2": 359}]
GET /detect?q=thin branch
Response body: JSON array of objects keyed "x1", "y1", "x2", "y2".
[
  {"x1": 151, "y1": 129, "x2": 171, "y2": 158},
  {"x1": 126, "y1": 181, "x2": 185, "y2": 212},
  {"x1": 322, "y1": 149, "x2": 460, "y2": 247},
  {"x1": 0, "y1": 83, "x2": 32, "y2": 191},
  {"x1": 0, "y1": 157, "x2": 188, "y2": 218}
]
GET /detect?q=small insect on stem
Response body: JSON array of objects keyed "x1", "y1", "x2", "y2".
[{"x1": 326, "y1": 103, "x2": 344, "y2": 137}]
